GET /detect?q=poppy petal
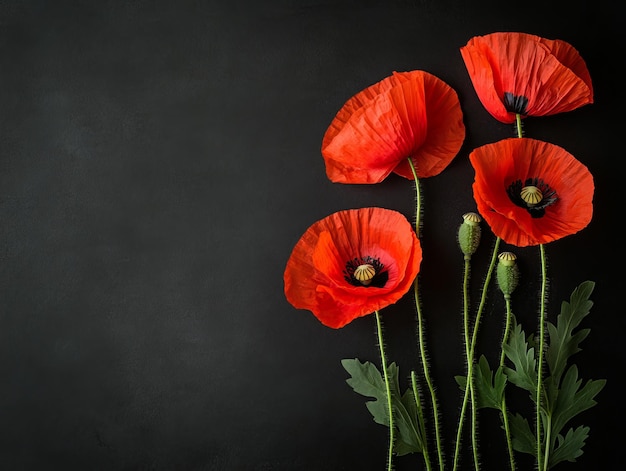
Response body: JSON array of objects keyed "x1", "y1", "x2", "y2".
[
  {"x1": 284, "y1": 207, "x2": 422, "y2": 328},
  {"x1": 470, "y1": 138, "x2": 593, "y2": 247},
  {"x1": 322, "y1": 70, "x2": 465, "y2": 183},
  {"x1": 460, "y1": 32, "x2": 593, "y2": 123}
]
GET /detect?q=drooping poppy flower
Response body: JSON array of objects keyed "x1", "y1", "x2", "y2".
[
  {"x1": 460, "y1": 32, "x2": 593, "y2": 124},
  {"x1": 284, "y1": 207, "x2": 421, "y2": 328},
  {"x1": 469, "y1": 137, "x2": 593, "y2": 247},
  {"x1": 321, "y1": 70, "x2": 465, "y2": 184}
]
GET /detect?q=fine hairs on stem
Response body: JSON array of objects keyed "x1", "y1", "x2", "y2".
[
  {"x1": 453, "y1": 235, "x2": 501, "y2": 471},
  {"x1": 407, "y1": 157, "x2": 445, "y2": 471},
  {"x1": 536, "y1": 244, "x2": 548, "y2": 471},
  {"x1": 500, "y1": 293, "x2": 516, "y2": 471},
  {"x1": 511, "y1": 112, "x2": 551, "y2": 471},
  {"x1": 410, "y1": 371, "x2": 433, "y2": 471},
  {"x1": 374, "y1": 310, "x2": 395, "y2": 471}
]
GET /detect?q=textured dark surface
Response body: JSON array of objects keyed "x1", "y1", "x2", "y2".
[{"x1": 0, "y1": 1, "x2": 621, "y2": 469}]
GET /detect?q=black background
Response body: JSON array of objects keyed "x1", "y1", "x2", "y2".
[{"x1": 1, "y1": 1, "x2": 623, "y2": 470}]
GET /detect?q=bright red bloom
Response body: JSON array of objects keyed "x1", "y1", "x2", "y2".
[
  {"x1": 469, "y1": 138, "x2": 593, "y2": 247},
  {"x1": 321, "y1": 70, "x2": 465, "y2": 184},
  {"x1": 460, "y1": 32, "x2": 593, "y2": 124},
  {"x1": 284, "y1": 207, "x2": 421, "y2": 328}
]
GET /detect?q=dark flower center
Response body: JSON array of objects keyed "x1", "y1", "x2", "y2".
[
  {"x1": 503, "y1": 92, "x2": 529, "y2": 115},
  {"x1": 506, "y1": 177, "x2": 558, "y2": 218},
  {"x1": 344, "y1": 256, "x2": 388, "y2": 288}
]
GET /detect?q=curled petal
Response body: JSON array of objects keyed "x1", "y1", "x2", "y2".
[
  {"x1": 470, "y1": 138, "x2": 593, "y2": 247},
  {"x1": 284, "y1": 207, "x2": 421, "y2": 328},
  {"x1": 460, "y1": 32, "x2": 593, "y2": 123},
  {"x1": 322, "y1": 70, "x2": 465, "y2": 183}
]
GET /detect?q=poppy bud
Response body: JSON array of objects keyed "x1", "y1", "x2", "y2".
[
  {"x1": 458, "y1": 212, "x2": 482, "y2": 259},
  {"x1": 496, "y1": 252, "x2": 519, "y2": 298}
]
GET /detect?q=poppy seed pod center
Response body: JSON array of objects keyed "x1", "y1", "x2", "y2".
[
  {"x1": 521, "y1": 185, "x2": 543, "y2": 205},
  {"x1": 353, "y1": 264, "x2": 376, "y2": 286},
  {"x1": 507, "y1": 177, "x2": 558, "y2": 218},
  {"x1": 344, "y1": 256, "x2": 388, "y2": 288}
]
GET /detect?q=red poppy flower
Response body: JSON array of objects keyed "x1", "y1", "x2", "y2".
[
  {"x1": 469, "y1": 137, "x2": 593, "y2": 247},
  {"x1": 284, "y1": 207, "x2": 422, "y2": 328},
  {"x1": 460, "y1": 32, "x2": 593, "y2": 124},
  {"x1": 321, "y1": 70, "x2": 465, "y2": 184}
]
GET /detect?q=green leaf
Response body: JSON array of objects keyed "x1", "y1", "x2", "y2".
[
  {"x1": 509, "y1": 412, "x2": 536, "y2": 457},
  {"x1": 395, "y1": 388, "x2": 426, "y2": 456},
  {"x1": 342, "y1": 358, "x2": 393, "y2": 426},
  {"x1": 473, "y1": 355, "x2": 507, "y2": 410},
  {"x1": 546, "y1": 281, "x2": 595, "y2": 384},
  {"x1": 454, "y1": 374, "x2": 467, "y2": 391},
  {"x1": 550, "y1": 365, "x2": 606, "y2": 439},
  {"x1": 503, "y1": 319, "x2": 537, "y2": 395},
  {"x1": 548, "y1": 425, "x2": 590, "y2": 469},
  {"x1": 341, "y1": 358, "x2": 426, "y2": 456},
  {"x1": 501, "y1": 282, "x2": 605, "y2": 469}
]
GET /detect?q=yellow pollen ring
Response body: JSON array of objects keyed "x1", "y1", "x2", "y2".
[
  {"x1": 520, "y1": 185, "x2": 543, "y2": 206},
  {"x1": 354, "y1": 264, "x2": 376, "y2": 286}
]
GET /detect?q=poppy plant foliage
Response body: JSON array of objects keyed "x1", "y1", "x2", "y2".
[{"x1": 283, "y1": 32, "x2": 604, "y2": 471}]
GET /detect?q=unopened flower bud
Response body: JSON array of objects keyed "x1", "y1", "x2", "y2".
[
  {"x1": 496, "y1": 252, "x2": 519, "y2": 298},
  {"x1": 458, "y1": 212, "x2": 482, "y2": 259}
]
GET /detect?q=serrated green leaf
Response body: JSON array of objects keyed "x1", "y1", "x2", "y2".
[
  {"x1": 503, "y1": 320, "x2": 537, "y2": 394},
  {"x1": 341, "y1": 358, "x2": 393, "y2": 400},
  {"x1": 394, "y1": 389, "x2": 426, "y2": 456},
  {"x1": 474, "y1": 355, "x2": 507, "y2": 410},
  {"x1": 547, "y1": 281, "x2": 595, "y2": 383},
  {"x1": 550, "y1": 365, "x2": 606, "y2": 438},
  {"x1": 341, "y1": 358, "x2": 425, "y2": 456},
  {"x1": 548, "y1": 425, "x2": 590, "y2": 469},
  {"x1": 394, "y1": 436, "x2": 418, "y2": 456},
  {"x1": 365, "y1": 397, "x2": 390, "y2": 426},
  {"x1": 341, "y1": 358, "x2": 394, "y2": 426},
  {"x1": 509, "y1": 412, "x2": 536, "y2": 457}
]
